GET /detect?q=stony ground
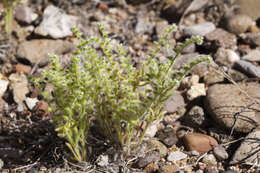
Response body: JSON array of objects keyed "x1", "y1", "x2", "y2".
[{"x1": 0, "y1": 0, "x2": 260, "y2": 172}]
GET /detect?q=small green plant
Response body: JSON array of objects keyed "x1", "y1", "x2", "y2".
[
  {"x1": 34, "y1": 24, "x2": 211, "y2": 162},
  {"x1": 1, "y1": 0, "x2": 19, "y2": 34}
]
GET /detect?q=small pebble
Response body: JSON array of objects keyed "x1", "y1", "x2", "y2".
[
  {"x1": 167, "y1": 151, "x2": 187, "y2": 162},
  {"x1": 213, "y1": 145, "x2": 228, "y2": 160},
  {"x1": 202, "y1": 154, "x2": 217, "y2": 166}
]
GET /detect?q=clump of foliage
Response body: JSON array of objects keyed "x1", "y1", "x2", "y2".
[
  {"x1": 0, "y1": 0, "x2": 19, "y2": 34},
  {"x1": 34, "y1": 24, "x2": 211, "y2": 162}
]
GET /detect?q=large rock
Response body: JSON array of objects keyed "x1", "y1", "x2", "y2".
[
  {"x1": 236, "y1": 0, "x2": 260, "y2": 20},
  {"x1": 230, "y1": 129, "x2": 260, "y2": 164},
  {"x1": 17, "y1": 39, "x2": 73, "y2": 66},
  {"x1": 34, "y1": 5, "x2": 77, "y2": 39},
  {"x1": 205, "y1": 83, "x2": 260, "y2": 133}
]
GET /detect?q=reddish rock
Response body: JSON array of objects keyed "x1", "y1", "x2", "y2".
[
  {"x1": 33, "y1": 100, "x2": 49, "y2": 117},
  {"x1": 159, "y1": 164, "x2": 179, "y2": 173},
  {"x1": 183, "y1": 133, "x2": 218, "y2": 154},
  {"x1": 15, "y1": 64, "x2": 31, "y2": 75},
  {"x1": 145, "y1": 163, "x2": 159, "y2": 173}
]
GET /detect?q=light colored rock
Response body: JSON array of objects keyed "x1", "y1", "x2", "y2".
[
  {"x1": 9, "y1": 73, "x2": 29, "y2": 104},
  {"x1": 163, "y1": 91, "x2": 185, "y2": 113},
  {"x1": 214, "y1": 48, "x2": 240, "y2": 67},
  {"x1": 96, "y1": 155, "x2": 109, "y2": 167},
  {"x1": 183, "y1": 133, "x2": 218, "y2": 154},
  {"x1": 242, "y1": 49, "x2": 260, "y2": 62},
  {"x1": 213, "y1": 145, "x2": 228, "y2": 161},
  {"x1": 17, "y1": 39, "x2": 73, "y2": 66},
  {"x1": 145, "y1": 122, "x2": 159, "y2": 138},
  {"x1": 183, "y1": 22, "x2": 216, "y2": 36},
  {"x1": 35, "y1": 5, "x2": 77, "y2": 38},
  {"x1": 230, "y1": 129, "x2": 260, "y2": 164},
  {"x1": 167, "y1": 151, "x2": 187, "y2": 161},
  {"x1": 25, "y1": 97, "x2": 39, "y2": 110},
  {"x1": 226, "y1": 14, "x2": 254, "y2": 35},
  {"x1": 0, "y1": 79, "x2": 9, "y2": 97},
  {"x1": 205, "y1": 83, "x2": 260, "y2": 133},
  {"x1": 202, "y1": 154, "x2": 217, "y2": 165},
  {"x1": 15, "y1": 5, "x2": 38, "y2": 24},
  {"x1": 187, "y1": 83, "x2": 206, "y2": 100}
]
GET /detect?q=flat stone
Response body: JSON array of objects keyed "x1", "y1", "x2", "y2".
[
  {"x1": 17, "y1": 39, "x2": 73, "y2": 66},
  {"x1": 34, "y1": 5, "x2": 77, "y2": 39},
  {"x1": 163, "y1": 91, "x2": 185, "y2": 113},
  {"x1": 242, "y1": 49, "x2": 260, "y2": 62},
  {"x1": 205, "y1": 28, "x2": 237, "y2": 49},
  {"x1": 183, "y1": 22, "x2": 216, "y2": 36},
  {"x1": 204, "y1": 83, "x2": 260, "y2": 133},
  {"x1": 183, "y1": 133, "x2": 218, "y2": 154},
  {"x1": 167, "y1": 151, "x2": 187, "y2": 162},
  {"x1": 235, "y1": 60, "x2": 260, "y2": 78},
  {"x1": 230, "y1": 129, "x2": 260, "y2": 164},
  {"x1": 137, "y1": 150, "x2": 160, "y2": 168}
]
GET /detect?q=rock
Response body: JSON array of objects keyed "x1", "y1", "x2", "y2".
[
  {"x1": 25, "y1": 97, "x2": 39, "y2": 110},
  {"x1": 202, "y1": 154, "x2": 217, "y2": 165},
  {"x1": 205, "y1": 83, "x2": 260, "y2": 133},
  {"x1": 155, "y1": 21, "x2": 170, "y2": 37},
  {"x1": 173, "y1": 53, "x2": 200, "y2": 70},
  {"x1": 137, "y1": 150, "x2": 160, "y2": 168},
  {"x1": 17, "y1": 39, "x2": 73, "y2": 66},
  {"x1": 145, "y1": 139, "x2": 168, "y2": 158},
  {"x1": 242, "y1": 49, "x2": 260, "y2": 62},
  {"x1": 182, "y1": 42, "x2": 196, "y2": 53},
  {"x1": 135, "y1": 14, "x2": 154, "y2": 35},
  {"x1": 183, "y1": 22, "x2": 216, "y2": 36},
  {"x1": 226, "y1": 69, "x2": 247, "y2": 82},
  {"x1": 205, "y1": 28, "x2": 237, "y2": 49},
  {"x1": 240, "y1": 32, "x2": 260, "y2": 47},
  {"x1": 214, "y1": 48, "x2": 240, "y2": 67},
  {"x1": 156, "y1": 127, "x2": 178, "y2": 147},
  {"x1": 0, "y1": 159, "x2": 3, "y2": 169},
  {"x1": 167, "y1": 151, "x2": 187, "y2": 162},
  {"x1": 204, "y1": 166, "x2": 219, "y2": 173},
  {"x1": 34, "y1": 5, "x2": 77, "y2": 39},
  {"x1": 96, "y1": 155, "x2": 109, "y2": 167},
  {"x1": 163, "y1": 91, "x2": 185, "y2": 113},
  {"x1": 145, "y1": 122, "x2": 159, "y2": 138},
  {"x1": 213, "y1": 145, "x2": 228, "y2": 161},
  {"x1": 226, "y1": 14, "x2": 253, "y2": 35},
  {"x1": 234, "y1": 60, "x2": 260, "y2": 78},
  {"x1": 0, "y1": 79, "x2": 9, "y2": 97},
  {"x1": 159, "y1": 164, "x2": 179, "y2": 173},
  {"x1": 15, "y1": 64, "x2": 31, "y2": 75},
  {"x1": 236, "y1": 0, "x2": 260, "y2": 20},
  {"x1": 15, "y1": 5, "x2": 38, "y2": 24},
  {"x1": 185, "y1": 106, "x2": 207, "y2": 128},
  {"x1": 186, "y1": 83, "x2": 206, "y2": 100},
  {"x1": 33, "y1": 100, "x2": 49, "y2": 117},
  {"x1": 183, "y1": 133, "x2": 218, "y2": 153},
  {"x1": 191, "y1": 62, "x2": 209, "y2": 78},
  {"x1": 230, "y1": 129, "x2": 260, "y2": 164},
  {"x1": 181, "y1": 75, "x2": 200, "y2": 89},
  {"x1": 9, "y1": 73, "x2": 29, "y2": 104},
  {"x1": 203, "y1": 67, "x2": 225, "y2": 85},
  {"x1": 145, "y1": 163, "x2": 159, "y2": 173}
]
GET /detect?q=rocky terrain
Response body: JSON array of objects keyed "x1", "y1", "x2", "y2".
[{"x1": 0, "y1": 0, "x2": 260, "y2": 172}]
